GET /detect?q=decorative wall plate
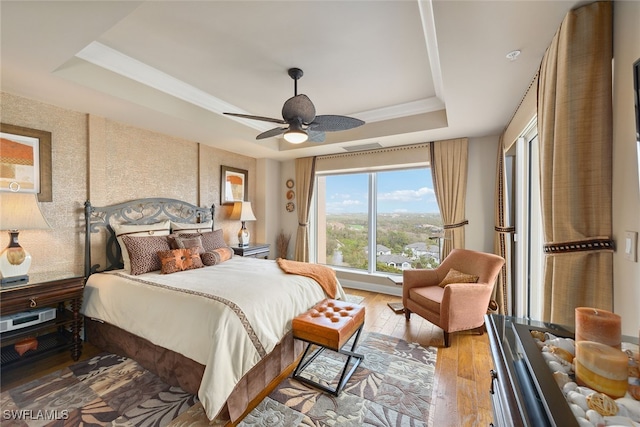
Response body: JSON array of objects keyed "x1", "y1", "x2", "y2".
[
  {"x1": 286, "y1": 179, "x2": 294, "y2": 189},
  {"x1": 286, "y1": 202, "x2": 295, "y2": 212},
  {"x1": 286, "y1": 190, "x2": 295, "y2": 200}
]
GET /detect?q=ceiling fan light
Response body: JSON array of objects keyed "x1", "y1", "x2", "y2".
[{"x1": 284, "y1": 129, "x2": 308, "y2": 144}]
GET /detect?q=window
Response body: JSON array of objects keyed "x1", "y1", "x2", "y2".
[
  {"x1": 513, "y1": 120, "x2": 544, "y2": 320},
  {"x1": 314, "y1": 167, "x2": 442, "y2": 276}
]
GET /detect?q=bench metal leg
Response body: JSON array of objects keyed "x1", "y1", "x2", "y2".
[{"x1": 292, "y1": 324, "x2": 365, "y2": 396}]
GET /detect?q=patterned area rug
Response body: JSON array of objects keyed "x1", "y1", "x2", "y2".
[
  {"x1": 1, "y1": 330, "x2": 436, "y2": 427},
  {"x1": 1, "y1": 353, "x2": 197, "y2": 426},
  {"x1": 345, "y1": 294, "x2": 365, "y2": 304},
  {"x1": 237, "y1": 332, "x2": 437, "y2": 427}
]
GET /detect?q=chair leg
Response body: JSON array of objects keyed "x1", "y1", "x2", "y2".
[
  {"x1": 443, "y1": 331, "x2": 450, "y2": 347},
  {"x1": 404, "y1": 308, "x2": 411, "y2": 321}
]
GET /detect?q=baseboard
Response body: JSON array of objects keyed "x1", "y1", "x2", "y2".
[{"x1": 339, "y1": 278, "x2": 402, "y2": 297}]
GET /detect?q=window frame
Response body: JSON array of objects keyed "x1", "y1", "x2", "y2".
[{"x1": 311, "y1": 164, "x2": 439, "y2": 278}]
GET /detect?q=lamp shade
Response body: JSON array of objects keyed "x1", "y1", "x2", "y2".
[
  {"x1": 0, "y1": 192, "x2": 51, "y2": 231},
  {"x1": 229, "y1": 201, "x2": 256, "y2": 222},
  {"x1": 0, "y1": 191, "x2": 50, "y2": 285},
  {"x1": 283, "y1": 119, "x2": 308, "y2": 144},
  {"x1": 284, "y1": 129, "x2": 308, "y2": 144}
]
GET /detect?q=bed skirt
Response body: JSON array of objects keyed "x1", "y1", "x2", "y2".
[{"x1": 85, "y1": 319, "x2": 303, "y2": 422}]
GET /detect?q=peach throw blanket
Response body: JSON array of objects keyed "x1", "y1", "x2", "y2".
[{"x1": 276, "y1": 258, "x2": 338, "y2": 299}]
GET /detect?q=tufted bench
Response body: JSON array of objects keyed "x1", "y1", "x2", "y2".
[{"x1": 291, "y1": 298, "x2": 365, "y2": 396}]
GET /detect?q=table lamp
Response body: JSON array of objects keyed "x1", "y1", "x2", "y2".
[
  {"x1": 0, "y1": 190, "x2": 51, "y2": 285},
  {"x1": 230, "y1": 201, "x2": 256, "y2": 247}
]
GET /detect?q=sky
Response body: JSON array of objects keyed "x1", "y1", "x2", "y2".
[{"x1": 324, "y1": 168, "x2": 440, "y2": 214}]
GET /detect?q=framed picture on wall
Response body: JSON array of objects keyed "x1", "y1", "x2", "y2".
[
  {"x1": 221, "y1": 165, "x2": 248, "y2": 205},
  {"x1": 0, "y1": 123, "x2": 52, "y2": 202}
]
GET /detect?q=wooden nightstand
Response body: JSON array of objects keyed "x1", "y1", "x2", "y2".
[
  {"x1": 0, "y1": 275, "x2": 84, "y2": 373},
  {"x1": 231, "y1": 243, "x2": 270, "y2": 259}
]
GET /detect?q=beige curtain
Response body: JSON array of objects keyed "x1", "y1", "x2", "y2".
[
  {"x1": 493, "y1": 135, "x2": 514, "y2": 315},
  {"x1": 430, "y1": 138, "x2": 469, "y2": 258},
  {"x1": 537, "y1": 1, "x2": 613, "y2": 326},
  {"x1": 294, "y1": 157, "x2": 316, "y2": 262}
]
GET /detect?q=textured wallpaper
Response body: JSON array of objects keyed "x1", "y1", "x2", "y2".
[{"x1": 1, "y1": 92, "x2": 256, "y2": 280}]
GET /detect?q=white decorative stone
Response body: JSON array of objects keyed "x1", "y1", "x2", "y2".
[
  {"x1": 617, "y1": 397, "x2": 640, "y2": 422},
  {"x1": 567, "y1": 390, "x2": 589, "y2": 412},
  {"x1": 586, "y1": 409, "x2": 604, "y2": 425},
  {"x1": 570, "y1": 403, "x2": 586, "y2": 419},
  {"x1": 563, "y1": 381, "x2": 578, "y2": 394},
  {"x1": 602, "y1": 415, "x2": 637, "y2": 426}
]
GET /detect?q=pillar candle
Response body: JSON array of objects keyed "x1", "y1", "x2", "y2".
[
  {"x1": 575, "y1": 307, "x2": 621, "y2": 349},
  {"x1": 575, "y1": 341, "x2": 628, "y2": 398}
]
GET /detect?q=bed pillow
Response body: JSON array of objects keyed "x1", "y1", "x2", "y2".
[
  {"x1": 201, "y1": 247, "x2": 234, "y2": 266},
  {"x1": 121, "y1": 235, "x2": 171, "y2": 275},
  {"x1": 111, "y1": 220, "x2": 171, "y2": 273},
  {"x1": 157, "y1": 247, "x2": 204, "y2": 274},
  {"x1": 177, "y1": 229, "x2": 227, "y2": 252},
  {"x1": 437, "y1": 268, "x2": 479, "y2": 288},
  {"x1": 172, "y1": 235, "x2": 205, "y2": 254},
  {"x1": 170, "y1": 220, "x2": 214, "y2": 234}
]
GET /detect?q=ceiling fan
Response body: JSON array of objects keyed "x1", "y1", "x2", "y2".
[{"x1": 224, "y1": 68, "x2": 365, "y2": 144}]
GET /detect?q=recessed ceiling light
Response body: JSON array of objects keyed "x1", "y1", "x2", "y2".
[{"x1": 506, "y1": 50, "x2": 521, "y2": 61}]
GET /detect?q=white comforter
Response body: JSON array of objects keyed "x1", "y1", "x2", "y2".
[{"x1": 81, "y1": 257, "x2": 346, "y2": 420}]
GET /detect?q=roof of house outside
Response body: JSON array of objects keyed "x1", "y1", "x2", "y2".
[{"x1": 377, "y1": 254, "x2": 412, "y2": 264}]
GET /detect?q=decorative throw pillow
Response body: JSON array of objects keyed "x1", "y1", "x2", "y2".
[
  {"x1": 178, "y1": 229, "x2": 227, "y2": 252},
  {"x1": 111, "y1": 220, "x2": 171, "y2": 273},
  {"x1": 170, "y1": 220, "x2": 214, "y2": 234},
  {"x1": 437, "y1": 268, "x2": 479, "y2": 288},
  {"x1": 121, "y1": 235, "x2": 171, "y2": 275},
  {"x1": 172, "y1": 235, "x2": 205, "y2": 254},
  {"x1": 158, "y1": 247, "x2": 204, "y2": 274},
  {"x1": 201, "y1": 247, "x2": 234, "y2": 266}
]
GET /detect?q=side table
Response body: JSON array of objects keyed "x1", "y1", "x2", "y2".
[
  {"x1": 0, "y1": 275, "x2": 84, "y2": 373},
  {"x1": 231, "y1": 243, "x2": 270, "y2": 259}
]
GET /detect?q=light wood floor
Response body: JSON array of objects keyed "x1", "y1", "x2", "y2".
[
  {"x1": 348, "y1": 288, "x2": 495, "y2": 427},
  {"x1": 1, "y1": 288, "x2": 494, "y2": 427}
]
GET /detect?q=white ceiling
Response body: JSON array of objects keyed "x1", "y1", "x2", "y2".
[{"x1": 0, "y1": 0, "x2": 581, "y2": 161}]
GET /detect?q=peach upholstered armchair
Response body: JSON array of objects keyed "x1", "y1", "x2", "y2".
[{"x1": 402, "y1": 248, "x2": 505, "y2": 347}]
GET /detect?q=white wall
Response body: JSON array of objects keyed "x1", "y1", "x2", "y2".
[
  {"x1": 280, "y1": 160, "x2": 298, "y2": 260},
  {"x1": 256, "y1": 158, "x2": 281, "y2": 258},
  {"x1": 466, "y1": 136, "x2": 500, "y2": 253},
  {"x1": 612, "y1": 0, "x2": 640, "y2": 337}
]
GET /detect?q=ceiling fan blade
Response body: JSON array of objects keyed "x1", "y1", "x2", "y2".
[
  {"x1": 227, "y1": 68, "x2": 365, "y2": 143},
  {"x1": 282, "y1": 94, "x2": 316, "y2": 123},
  {"x1": 308, "y1": 130, "x2": 326, "y2": 143},
  {"x1": 308, "y1": 115, "x2": 365, "y2": 132},
  {"x1": 256, "y1": 127, "x2": 287, "y2": 140},
  {"x1": 224, "y1": 112, "x2": 286, "y2": 125}
]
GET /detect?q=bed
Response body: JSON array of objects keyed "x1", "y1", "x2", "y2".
[{"x1": 80, "y1": 198, "x2": 346, "y2": 422}]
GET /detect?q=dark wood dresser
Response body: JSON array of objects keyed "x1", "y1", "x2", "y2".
[{"x1": 1, "y1": 275, "x2": 84, "y2": 373}]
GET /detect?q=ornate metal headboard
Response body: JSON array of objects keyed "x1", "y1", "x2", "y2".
[{"x1": 84, "y1": 198, "x2": 215, "y2": 277}]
